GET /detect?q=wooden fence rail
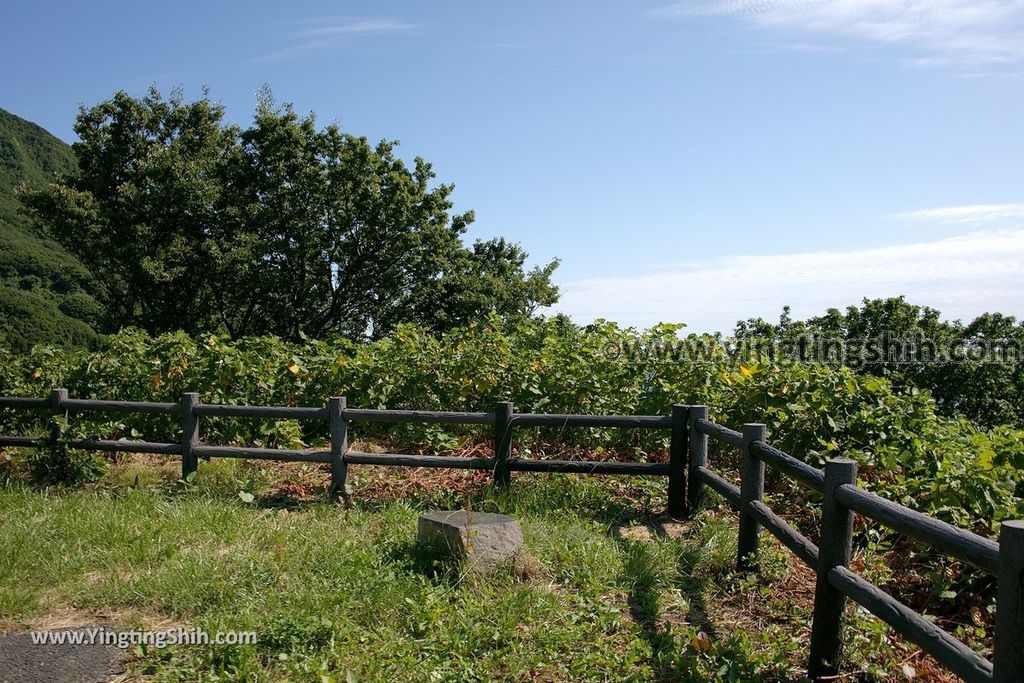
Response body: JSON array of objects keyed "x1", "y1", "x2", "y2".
[
  {"x1": 690, "y1": 409, "x2": 1023, "y2": 683},
  {"x1": 0, "y1": 392, "x2": 1021, "y2": 681},
  {"x1": 0, "y1": 390, "x2": 688, "y2": 506}
]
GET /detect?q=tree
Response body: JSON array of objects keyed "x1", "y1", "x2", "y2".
[
  {"x1": 23, "y1": 87, "x2": 559, "y2": 341},
  {"x1": 733, "y1": 297, "x2": 1024, "y2": 428},
  {"x1": 21, "y1": 88, "x2": 233, "y2": 334}
]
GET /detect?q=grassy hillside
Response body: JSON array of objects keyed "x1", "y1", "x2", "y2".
[{"x1": 0, "y1": 107, "x2": 103, "y2": 352}]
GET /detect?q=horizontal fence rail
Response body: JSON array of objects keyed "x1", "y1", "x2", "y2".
[
  {"x1": 514, "y1": 413, "x2": 673, "y2": 429},
  {"x1": 0, "y1": 397, "x2": 51, "y2": 409},
  {"x1": 829, "y1": 565, "x2": 994, "y2": 683},
  {"x1": 834, "y1": 483, "x2": 1000, "y2": 575},
  {"x1": 63, "y1": 398, "x2": 181, "y2": 415},
  {"x1": 691, "y1": 414, "x2": 1023, "y2": 683},
  {"x1": 508, "y1": 459, "x2": 670, "y2": 476},
  {"x1": 345, "y1": 452, "x2": 496, "y2": 470},
  {"x1": 66, "y1": 439, "x2": 182, "y2": 455},
  {"x1": 694, "y1": 417, "x2": 743, "y2": 447},
  {"x1": 749, "y1": 440, "x2": 825, "y2": 492},
  {"x1": 343, "y1": 408, "x2": 494, "y2": 425},
  {"x1": 194, "y1": 404, "x2": 327, "y2": 420},
  {"x1": 0, "y1": 436, "x2": 45, "y2": 448},
  {"x1": 0, "y1": 391, "x2": 1020, "y2": 681},
  {"x1": 192, "y1": 445, "x2": 333, "y2": 463},
  {"x1": 0, "y1": 390, "x2": 685, "y2": 503},
  {"x1": 746, "y1": 498, "x2": 820, "y2": 568},
  {"x1": 694, "y1": 465, "x2": 741, "y2": 506}
]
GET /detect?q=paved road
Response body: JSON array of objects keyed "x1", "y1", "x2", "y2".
[{"x1": 0, "y1": 627, "x2": 125, "y2": 683}]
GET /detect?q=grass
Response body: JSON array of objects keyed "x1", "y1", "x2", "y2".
[{"x1": 0, "y1": 455, "x2": 956, "y2": 682}]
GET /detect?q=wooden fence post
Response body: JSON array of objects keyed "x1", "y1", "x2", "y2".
[
  {"x1": 808, "y1": 458, "x2": 858, "y2": 680},
  {"x1": 50, "y1": 388, "x2": 68, "y2": 458},
  {"x1": 686, "y1": 405, "x2": 709, "y2": 514},
  {"x1": 494, "y1": 401, "x2": 513, "y2": 488},
  {"x1": 994, "y1": 520, "x2": 1024, "y2": 682},
  {"x1": 329, "y1": 396, "x2": 348, "y2": 504},
  {"x1": 180, "y1": 392, "x2": 199, "y2": 482},
  {"x1": 667, "y1": 404, "x2": 689, "y2": 519},
  {"x1": 737, "y1": 422, "x2": 766, "y2": 571}
]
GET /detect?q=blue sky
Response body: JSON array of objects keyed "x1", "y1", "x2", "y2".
[{"x1": 3, "y1": 0, "x2": 1023, "y2": 332}]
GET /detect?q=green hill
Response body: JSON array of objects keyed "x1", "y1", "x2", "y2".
[{"x1": 0, "y1": 107, "x2": 103, "y2": 352}]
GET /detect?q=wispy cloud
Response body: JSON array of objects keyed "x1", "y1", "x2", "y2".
[
  {"x1": 651, "y1": 0, "x2": 1024, "y2": 68},
  {"x1": 891, "y1": 203, "x2": 1024, "y2": 224},
  {"x1": 553, "y1": 230, "x2": 1024, "y2": 332},
  {"x1": 294, "y1": 18, "x2": 419, "y2": 39},
  {"x1": 255, "y1": 17, "x2": 419, "y2": 63}
]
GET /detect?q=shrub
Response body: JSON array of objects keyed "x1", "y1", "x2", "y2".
[{"x1": 0, "y1": 317, "x2": 1020, "y2": 534}]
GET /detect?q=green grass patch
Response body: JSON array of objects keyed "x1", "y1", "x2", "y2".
[{"x1": 0, "y1": 461, "x2": 946, "y2": 681}]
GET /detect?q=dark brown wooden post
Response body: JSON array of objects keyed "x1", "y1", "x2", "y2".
[
  {"x1": 180, "y1": 392, "x2": 199, "y2": 481},
  {"x1": 50, "y1": 388, "x2": 68, "y2": 457},
  {"x1": 686, "y1": 405, "x2": 709, "y2": 513},
  {"x1": 737, "y1": 422, "x2": 766, "y2": 571},
  {"x1": 808, "y1": 458, "x2": 857, "y2": 680},
  {"x1": 667, "y1": 405, "x2": 692, "y2": 518},
  {"x1": 329, "y1": 396, "x2": 348, "y2": 504},
  {"x1": 994, "y1": 520, "x2": 1024, "y2": 682},
  {"x1": 494, "y1": 401, "x2": 513, "y2": 488},
  {"x1": 667, "y1": 404, "x2": 689, "y2": 519}
]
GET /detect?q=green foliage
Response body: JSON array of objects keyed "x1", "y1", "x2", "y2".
[
  {"x1": 736, "y1": 296, "x2": 1024, "y2": 428},
  {"x1": 25, "y1": 443, "x2": 107, "y2": 488},
  {"x1": 0, "y1": 107, "x2": 104, "y2": 351},
  {"x1": 21, "y1": 87, "x2": 559, "y2": 341},
  {"x1": 0, "y1": 284, "x2": 100, "y2": 352},
  {"x1": 0, "y1": 106, "x2": 76, "y2": 222},
  {"x1": 2, "y1": 317, "x2": 1021, "y2": 536}
]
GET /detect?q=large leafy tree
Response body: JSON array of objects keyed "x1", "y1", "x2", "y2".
[
  {"x1": 23, "y1": 87, "x2": 559, "y2": 340},
  {"x1": 22, "y1": 89, "x2": 237, "y2": 334}
]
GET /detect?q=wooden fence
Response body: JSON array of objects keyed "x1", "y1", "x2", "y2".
[{"x1": 0, "y1": 391, "x2": 1021, "y2": 682}]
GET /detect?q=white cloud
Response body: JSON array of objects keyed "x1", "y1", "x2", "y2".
[
  {"x1": 552, "y1": 230, "x2": 1024, "y2": 332},
  {"x1": 294, "y1": 18, "x2": 419, "y2": 39},
  {"x1": 891, "y1": 203, "x2": 1024, "y2": 224},
  {"x1": 255, "y1": 18, "x2": 418, "y2": 62},
  {"x1": 652, "y1": 0, "x2": 1024, "y2": 67}
]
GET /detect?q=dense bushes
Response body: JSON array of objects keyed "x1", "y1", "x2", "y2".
[
  {"x1": 736, "y1": 297, "x2": 1024, "y2": 429},
  {"x1": 1, "y1": 316, "x2": 1021, "y2": 538}
]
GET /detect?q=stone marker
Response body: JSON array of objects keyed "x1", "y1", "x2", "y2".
[{"x1": 417, "y1": 510, "x2": 523, "y2": 571}]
